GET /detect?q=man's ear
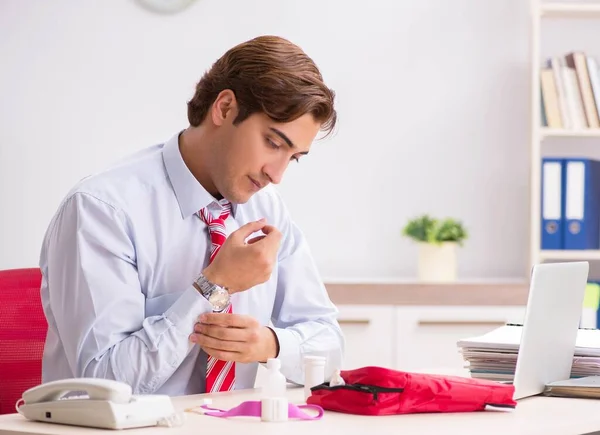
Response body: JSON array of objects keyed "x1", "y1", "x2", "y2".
[{"x1": 211, "y1": 89, "x2": 237, "y2": 127}]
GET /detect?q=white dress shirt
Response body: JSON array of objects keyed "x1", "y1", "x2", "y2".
[{"x1": 39, "y1": 131, "x2": 344, "y2": 395}]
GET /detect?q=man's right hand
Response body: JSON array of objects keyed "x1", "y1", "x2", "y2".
[{"x1": 202, "y1": 219, "x2": 282, "y2": 293}]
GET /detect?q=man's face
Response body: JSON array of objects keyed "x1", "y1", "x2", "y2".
[{"x1": 209, "y1": 107, "x2": 320, "y2": 204}]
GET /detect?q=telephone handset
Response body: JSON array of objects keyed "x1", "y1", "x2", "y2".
[
  {"x1": 22, "y1": 378, "x2": 132, "y2": 405},
  {"x1": 17, "y1": 378, "x2": 184, "y2": 430}
]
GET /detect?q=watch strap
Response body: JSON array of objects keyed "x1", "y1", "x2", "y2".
[{"x1": 195, "y1": 273, "x2": 216, "y2": 300}]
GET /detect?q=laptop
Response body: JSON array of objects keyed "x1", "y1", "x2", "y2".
[{"x1": 512, "y1": 261, "x2": 590, "y2": 400}]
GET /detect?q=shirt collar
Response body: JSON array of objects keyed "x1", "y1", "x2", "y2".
[{"x1": 162, "y1": 131, "x2": 238, "y2": 219}]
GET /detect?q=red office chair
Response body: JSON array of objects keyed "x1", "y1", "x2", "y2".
[{"x1": 0, "y1": 268, "x2": 46, "y2": 415}]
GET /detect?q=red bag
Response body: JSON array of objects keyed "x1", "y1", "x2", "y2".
[{"x1": 306, "y1": 366, "x2": 517, "y2": 415}]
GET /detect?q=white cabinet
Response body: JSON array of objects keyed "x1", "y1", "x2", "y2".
[
  {"x1": 394, "y1": 306, "x2": 526, "y2": 372},
  {"x1": 334, "y1": 304, "x2": 526, "y2": 374},
  {"x1": 336, "y1": 305, "x2": 395, "y2": 370}
]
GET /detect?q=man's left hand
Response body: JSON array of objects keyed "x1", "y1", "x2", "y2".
[{"x1": 190, "y1": 313, "x2": 278, "y2": 363}]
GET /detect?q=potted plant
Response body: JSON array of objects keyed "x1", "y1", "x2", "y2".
[{"x1": 401, "y1": 214, "x2": 468, "y2": 282}]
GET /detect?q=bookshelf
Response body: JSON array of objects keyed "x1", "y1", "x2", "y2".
[
  {"x1": 540, "y1": 2, "x2": 600, "y2": 18},
  {"x1": 540, "y1": 127, "x2": 600, "y2": 138},
  {"x1": 539, "y1": 250, "x2": 600, "y2": 261},
  {"x1": 530, "y1": 1, "x2": 600, "y2": 271}
]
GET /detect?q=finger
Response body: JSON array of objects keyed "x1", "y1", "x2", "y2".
[
  {"x1": 261, "y1": 226, "x2": 282, "y2": 242},
  {"x1": 246, "y1": 235, "x2": 266, "y2": 244},
  {"x1": 251, "y1": 226, "x2": 282, "y2": 248},
  {"x1": 199, "y1": 313, "x2": 256, "y2": 328},
  {"x1": 191, "y1": 332, "x2": 244, "y2": 352},
  {"x1": 232, "y1": 219, "x2": 267, "y2": 240},
  {"x1": 194, "y1": 323, "x2": 247, "y2": 341},
  {"x1": 258, "y1": 224, "x2": 277, "y2": 235}
]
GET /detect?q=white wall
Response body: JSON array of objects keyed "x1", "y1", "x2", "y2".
[{"x1": 0, "y1": 0, "x2": 533, "y2": 280}]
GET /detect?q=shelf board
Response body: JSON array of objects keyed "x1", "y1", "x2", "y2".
[
  {"x1": 540, "y1": 128, "x2": 600, "y2": 138},
  {"x1": 541, "y1": 2, "x2": 600, "y2": 18},
  {"x1": 540, "y1": 250, "x2": 600, "y2": 261},
  {"x1": 325, "y1": 282, "x2": 529, "y2": 306}
]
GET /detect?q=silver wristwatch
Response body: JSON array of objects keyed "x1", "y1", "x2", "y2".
[{"x1": 194, "y1": 273, "x2": 231, "y2": 312}]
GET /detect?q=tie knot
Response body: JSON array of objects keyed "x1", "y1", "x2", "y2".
[{"x1": 198, "y1": 201, "x2": 232, "y2": 226}]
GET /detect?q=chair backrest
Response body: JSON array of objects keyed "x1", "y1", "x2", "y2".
[{"x1": 0, "y1": 268, "x2": 46, "y2": 415}]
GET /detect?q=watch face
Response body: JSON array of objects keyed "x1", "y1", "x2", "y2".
[{"x1": 209, "y1": 287, "x2": 230, "y2": 311}]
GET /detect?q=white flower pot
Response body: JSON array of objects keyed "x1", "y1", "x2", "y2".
[{"x1": 417, "y1": 242, "x2": 457, "y2": 283}]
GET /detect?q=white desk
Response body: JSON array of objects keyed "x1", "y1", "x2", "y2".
[{"x1": 1, "y1": 383, "x2": 600, "y2": 435}]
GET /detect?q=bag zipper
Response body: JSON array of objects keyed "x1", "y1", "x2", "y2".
[
  {"x1": 311, "y1": 383, "x2": 516, "y2": 409},
  {"x1": 311, "y1": 382, "x2": 404, "y2": 401}
]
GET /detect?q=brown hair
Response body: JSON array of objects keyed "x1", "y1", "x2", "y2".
[{"x1": 187, "y1": 35, "x2": 337, "y2": 136}]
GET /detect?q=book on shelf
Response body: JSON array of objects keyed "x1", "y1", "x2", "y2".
[
  {"x1": 540, "y1": 157, "x2": 600, "y2": 250},
  {"x1": 540, "y1": 51, "x2": 600, "y2": 130}
]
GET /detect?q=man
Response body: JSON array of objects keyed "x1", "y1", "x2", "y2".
[{"x1": 39, "y1": 35, "x2": 344, "y2": 395}]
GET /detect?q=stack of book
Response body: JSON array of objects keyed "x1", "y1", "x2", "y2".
[
  {"x1": 540, "y1": 51, "x2": 600, "y2": 129},
  {"x1": 456, "y1": 324, "x2": 600, "y2": 383}
]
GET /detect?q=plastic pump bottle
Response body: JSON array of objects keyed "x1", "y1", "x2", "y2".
[{"x1": 261, "y1": 358, "x2": 288, "y2": 422}]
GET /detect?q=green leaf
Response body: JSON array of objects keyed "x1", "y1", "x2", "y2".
[
  {"x1": 401, "y1": 215, "x2": 468, "y2": 246},
  {"x1": 436, "y1": 218, "x2": 468, "y2": 246}
]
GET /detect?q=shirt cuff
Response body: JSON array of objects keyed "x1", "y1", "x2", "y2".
[
  {"x1": 164, "y1": 285, "x2": 213, "y2": 337},
  {"x1": 270, "y1": 327, "x2": 302, "y2": 376}
]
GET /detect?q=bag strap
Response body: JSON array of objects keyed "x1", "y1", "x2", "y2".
[{"x1": 200, "y1": 400, "x2": 324, "y2": 420}]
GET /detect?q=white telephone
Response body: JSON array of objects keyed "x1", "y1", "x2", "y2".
[{"x1": 16, "y1": 378, "x2": 183, "y2": 430}]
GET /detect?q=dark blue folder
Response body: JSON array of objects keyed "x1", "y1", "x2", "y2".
[{"x1": 564, "y1": 158, "x2": 600, "y2": 250}]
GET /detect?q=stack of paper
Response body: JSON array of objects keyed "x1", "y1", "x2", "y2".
[{"x1": 456, "y1": 324, "x2": 600, "y2": 382}]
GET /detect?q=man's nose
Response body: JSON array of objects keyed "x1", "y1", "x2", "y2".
[{"x1": 264, "y1": 159, "x2": 289, "y2": 185}]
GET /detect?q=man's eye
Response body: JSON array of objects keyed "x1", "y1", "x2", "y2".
[
  {"x1": 291, "y1": 155, "x2": 300, "y2": 163},
  {"x1": 266, "y1": 138, "x2": 279, "y2": 149}
]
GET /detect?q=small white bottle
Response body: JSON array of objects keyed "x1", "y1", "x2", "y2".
[
  {"x1": 261, "y1": 358, "x2": 288, "y2": 422},
  {"x1": 303, "y1": 355, "x2": 326, "y2": 401}
]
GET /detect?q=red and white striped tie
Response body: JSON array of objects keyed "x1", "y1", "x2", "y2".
[{"x1": 198, "y1": 201, "x2": 235, "y2": 393}]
